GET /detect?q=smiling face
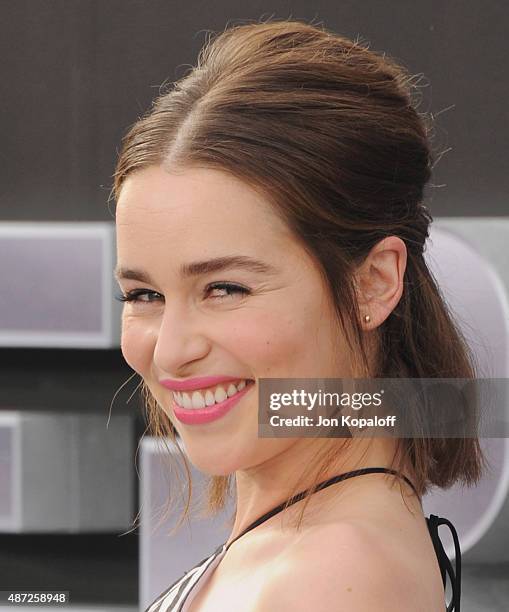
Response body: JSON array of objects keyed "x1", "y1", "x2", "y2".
[{"x1": 115, "y1": 165, "x2": 356, "y2": 476}]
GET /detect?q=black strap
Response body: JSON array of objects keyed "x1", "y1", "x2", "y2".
[
  {"x1": 426, "y1": 514, "x2": 461, "y2": 611},
  {"x1": 222, "y1": 468, "x2": 460, "y2": 610},
  {"x1": 225, "y1": 466, "x2": 419, "y2": 551}
]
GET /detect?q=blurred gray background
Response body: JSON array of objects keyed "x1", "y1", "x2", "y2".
[
  {"x1": 0, "y1": 0, "x2": 507, "y2": 609},
  {"x1": 2, "y1": 0, "x2": 508, "y2": 222}
]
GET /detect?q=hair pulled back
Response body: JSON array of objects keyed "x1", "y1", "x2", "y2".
[{"x1": 113, "y1": 19, "x2": 487, "y2": 533}]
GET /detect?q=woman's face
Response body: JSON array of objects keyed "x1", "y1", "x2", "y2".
[{"x1": 115, "y1": 165, "x2": 355, "y2": 476}]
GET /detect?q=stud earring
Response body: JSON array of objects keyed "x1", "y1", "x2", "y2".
[{"x1": 364, "y1": 314, "x2": 371, "y2": 323}]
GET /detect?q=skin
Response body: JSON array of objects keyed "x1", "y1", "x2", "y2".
[{"x1": 115, "y1": 164, "x2": 444, "y2": 610}]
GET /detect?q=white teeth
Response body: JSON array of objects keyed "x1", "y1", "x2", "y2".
[
  {"x1": 191, "y1": 391, "x2": 206, "y2": 409},
  {"x1": 214, "y1": 386, "x2": 228, "y2": 403},
  {"x1": 172, "y1": 379, "x2": 251, "y2": 409},
  {"x1": 226, "y1": 384, "x2": 237, "y2": 397}
]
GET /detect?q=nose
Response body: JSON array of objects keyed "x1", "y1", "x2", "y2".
[{"x1": 152, "y1": 300, "x2": 210, "y2": 377}]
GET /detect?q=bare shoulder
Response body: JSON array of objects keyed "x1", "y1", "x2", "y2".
[{"x1": 256, "y1": 521, "x2": 441, "y2": 612}]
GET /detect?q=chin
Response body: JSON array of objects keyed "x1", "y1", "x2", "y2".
[
  {"x1": 181, "y1": 441, "x2": 254, "y2": 476},
  {"x1": 187, "y1": 456, "x2": 239, "y2": 477}
]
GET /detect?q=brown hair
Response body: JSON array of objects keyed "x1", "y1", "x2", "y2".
[{"x1": 112, "y1": 19, "x2": 488, "y2": 535}]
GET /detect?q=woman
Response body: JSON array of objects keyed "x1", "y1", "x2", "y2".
[{"x1": 112, "y1": 20, "x2": 486, "y2": 611}]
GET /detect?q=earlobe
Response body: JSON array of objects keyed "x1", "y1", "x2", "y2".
[{"x1": 352, "y1": 267, "x2": 375, "y2": 330}]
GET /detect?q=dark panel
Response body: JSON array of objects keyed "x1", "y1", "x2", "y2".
[{"x1": 1, "y1": 0, "x2": 507, "y2": 220}]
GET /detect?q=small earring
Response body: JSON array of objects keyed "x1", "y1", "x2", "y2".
[{"x1": 364, "y1": 314, "x2": 371, "y2": 323}]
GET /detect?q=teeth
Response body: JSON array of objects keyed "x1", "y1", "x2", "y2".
[
  {"x1": 214, "y1": 386, "x2": 227, "y2": 403},
  {"x1": 172, "y1": 379, "x2": 250, "y2": 409},
  {"x1": 226, "y1": 384, "x2": 237, "y2": 397},
  {"x1": 191, "y1": 391, "x2": 206, "y2": 409}
]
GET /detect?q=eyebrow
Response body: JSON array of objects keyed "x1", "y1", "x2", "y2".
[{"x1": 114, "y1": 255, "x2": 279, "y2": 283}]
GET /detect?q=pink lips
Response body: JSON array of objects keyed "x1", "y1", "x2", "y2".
[
  {"x1": 160, "y1": 375, "x2": 248, "y2": 392},
  {"x1": 171, "y1": 380, "x2": 255, "y2": 425}
]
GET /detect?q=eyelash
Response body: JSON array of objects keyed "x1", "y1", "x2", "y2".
[{"x1": 114, "y1": 282, "x2": 250, "y2": 304}]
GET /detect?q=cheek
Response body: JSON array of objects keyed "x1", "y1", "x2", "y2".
[
  {"x1": 120, "y1": 315, "x2": 154, "y2": 375},
  {"x1": 228, "y1": 307, "x2": 310, "y2": 374},
  {"x1": 237, "y1": 297, "x2": 339, "y2": 378}
]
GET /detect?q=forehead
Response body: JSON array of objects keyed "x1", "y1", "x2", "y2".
[
  {"x1": 115, "y1": 165, "x2": 295, "y2": 272},
  {"x1": 116, "y1": 165, "x2": 284, "y2": 231}
]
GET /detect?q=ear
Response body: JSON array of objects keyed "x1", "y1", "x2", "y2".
[{"x1": 354, "y1": 236, "x2": 407, "y2": 328}]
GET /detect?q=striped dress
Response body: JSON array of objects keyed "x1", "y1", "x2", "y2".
[{"x1": 146, "y1": 467, "x2": 461, "y2": 612}]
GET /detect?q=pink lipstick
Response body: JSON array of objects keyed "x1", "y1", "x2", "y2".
[
  {"x1": 160, "y1": 375, "x2": 247, "y2": 392},
  {"x1": 171, "y1": 380, "x2": 255, "y2": 425}
]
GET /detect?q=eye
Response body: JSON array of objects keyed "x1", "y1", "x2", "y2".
[
  {"x1": 205, "y1": 282, "x2": 251, "y2": 300},
  {"x1": 114, "y1": 289, "x2": 162, "y2": 304},
  {"x1": 114, "y1": 283, "x2": 250, "y2": 305}
]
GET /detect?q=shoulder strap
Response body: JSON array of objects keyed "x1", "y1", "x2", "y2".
[
  {"x1": 426, "y1": 514, "x2": 461, "y2": 611},
  {"x1": 225, "y1": 466, "x2": 418, "y2": 551}
]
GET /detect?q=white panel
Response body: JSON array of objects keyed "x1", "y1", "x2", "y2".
[
  {"x1": 140, "y1": 437, "x2": 234, "y2": 611},
  {"x1": 424, "y1": 219, "x2": 509, "y2": 563},
  {"x1": 0, "y1": 410, "x2": 134, "y2": 532},
  {"x1": 21, "y1": 412, "x2": 72, "y2": 530},
  {"x1": 71, "y1": 413, "x2": 134, "y2": 531},
  {"x1": 0, "y1": 412, "x2": 21, "y2": 531},
  {"x1": 0, "y1": 222, "x2": 121, "y2": 348}
]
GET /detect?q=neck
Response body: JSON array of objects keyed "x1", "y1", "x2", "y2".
[{"x1": 228, "y1": 437, "x2": 418, "y2": 545}]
